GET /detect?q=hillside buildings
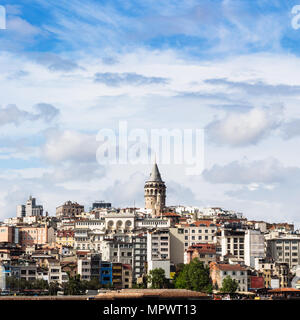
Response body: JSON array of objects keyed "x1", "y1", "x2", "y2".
[{"x1": 0, "y1": 161, "x2": 299, "y2": 293}]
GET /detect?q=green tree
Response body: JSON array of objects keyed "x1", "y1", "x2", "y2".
[
  {"x1": 220, "y1": 276, "x2": 239, "y2": 294},
  {"x1": 49, "y1": 281, "x2": 60, "y2": 295},
  {"x1": 174, "y1": 259, "x2": 213, "y2": 293},
  {"x1": 63, "y1": 274, "x2": 85, "y2": 295},
  {"x1": 148, "y1": 268, "x2": 169, "y2": 289}
]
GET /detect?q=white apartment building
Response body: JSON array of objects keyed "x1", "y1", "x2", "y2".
[
  {"x1": 244, "y1": 229, "x2": 265, "y2": 268},
  {"x1": 147, "y1": 229, "x2": 170, "y2": 279},
  {"x1": 183, "y1": 221, "x2": 218, "y2": 249}
]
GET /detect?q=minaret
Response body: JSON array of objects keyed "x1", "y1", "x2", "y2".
[{"x1": 144, "y1": 160, "x2": 166, "y2": 217}]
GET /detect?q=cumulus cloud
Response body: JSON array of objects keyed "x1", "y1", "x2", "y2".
[
  {"x1": 42, "y1": 130, "x2": 98, "y2": 163},
  {"x1": 206, "y1": 106, "x2": 283, "y2": 146},
  {"x1": 94, "y1": 72, "x2": 169, "y2": 87},
  {"x1": 203, "y1": 158, "x2": 300, "y2": 185},
  {"x1": 0, "y1": 104, "x2": 59, "y2": 126}
]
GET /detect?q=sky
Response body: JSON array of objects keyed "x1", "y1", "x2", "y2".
[{"x1": 1, "y1": 0, "x2": 300, "y2": 226}]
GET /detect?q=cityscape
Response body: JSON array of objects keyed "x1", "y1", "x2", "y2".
[
  {"x1": 1, "y1": 1, "x2": 300, "y2": 309},
  {"x1": 0, "y1": 161, "x2": 299, "y2": 300}
]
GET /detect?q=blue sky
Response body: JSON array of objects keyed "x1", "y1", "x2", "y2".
[{"x1": 1, "y1": 0, "x2": 300, "y2": 226}]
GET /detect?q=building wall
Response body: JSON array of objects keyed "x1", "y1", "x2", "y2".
[
  {"x1": 169, "y1": 227, "x2": 185, "y2": 265},
  {"x1": 0, "y1": 226, "x2": 13, "y2": 243},
  {"x1": 19, "y1": 226, "x2": 48, "y2": 247},
  {"x1": 244, "y1": 230, "x2": 265, "y2": 267}
]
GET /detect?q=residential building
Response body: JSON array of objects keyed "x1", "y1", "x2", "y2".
[
  {"x1": 185, "y1": 243, "x2": 217, "y2": 266},
  {"x1": 221, "y1": 228, "x2": 245, "y2": 260},
  {"x1": 266, "y1": 234, "x2": 300, "y2": 269},
  {"x1": 210, "y1": 262, "x2": 248, "y2": 292},
  {"x1": 183, "y1": 221, "x2": 218, "y2": 249},
  {"x1": 244, "y1": 229, "x2": 265, "y2": 268},
  {"x1": 56, "y1": 201, "x2": 84, "y2": 218}
]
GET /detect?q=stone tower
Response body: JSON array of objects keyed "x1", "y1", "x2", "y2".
[{"x1": 144, "y1": 161, "x2": 166, "y2": 217}]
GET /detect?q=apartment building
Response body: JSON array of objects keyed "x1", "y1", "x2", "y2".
[
  {"x1": 185, "y1": 243, "x2": 217, "y2": 266},
  {"x1": 48, "y1": 261, "x2": 69, "y2": 284},
  {"x1": 122, "y1": 264, "x2": 132, "y2": 289},
  {"x1": 56, "y1": 230, "x2": 74, "y2": 247},
  {"x1": 221, "y1": 229, "x2": 245, "y2": 260},
  {"x1": 77, "y1": 254, "x2": 101, "y2": 281},
  {"x1": 19, "y1": 225, "x2": 55, "y2": 247},
  {"x1": 132, "y1": 233, "x2": 147, "y2": 282},
  {"x1": 100, "y1": 240, "x2": 133, "y2": 265},
  {"x1": 147, "y1": 229, "x2": 170, "y2": 279},
  {"x1": 210, "y1": 262, "x2": 248, "y2": 292},
  {"x1": 244, "y1": 229, "x2": 265, "y2": 268},
  {"x1": 266, "y1": 234, "x2": 300, "y2": 269},
  {"x1": 183, "y1": 221, "x2": 218, "y2": 249},
  {"x1": 56, "y1": 201, "x2": 84, "y2": 218},
  {"x1": 0, "y1": 226, "x2": 19, "y2": 244}
]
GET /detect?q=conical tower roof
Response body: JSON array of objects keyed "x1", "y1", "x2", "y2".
[{"x1": 148, "y1": 161, "x2": 162, "y2": 182}]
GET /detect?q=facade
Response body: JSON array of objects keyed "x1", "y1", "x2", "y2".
[
  {"x1": 147, "y1": 229, "x2": 170, "y2": 279},
  {"x1": 92, "y1": 201, "x2": 111, "y2": 210},
  {"x1": 19, "y1": 225, "x2": 49, "y2": 247},
  {"x1": 48, "y1": 261, "x2": 68, "y2": 284},
  {"x1": 210, "y1": 262, "x2": 248, "y2": 292},
  {"x1": 244, "y1": 229, "x2": 265, "y2": 268},
  {"x1": 17, "y1": 196, "x2": 43, "y2": 217},
  {"x1": 0, "y1": 226, "x2": 17, "y2": 244},
  {"x1": 56, "y1": 230, "x2": 74, "y2": 247},
  {"x1": 132, "y1": 234, "x2": 147, "y2": 282},
  {"x1": 56, "y1": 201, "x2": 84, "y2": 218},
  {"x1": 144, "y1": 162, "x2": 166, "y2": 217},
  {"x1": 185, "y1": 243, "x2": 217, "y2": 266},
  {"x1": 169, "y1": 227, "x2": 185, "y2": 265},
  {"x1": 122, "y1": 264, "x2": 132, "y2": 289},
  {"x1": 183, "y1": 221, "x2": 218, "y2": 249},
  {"x1": 77, "y1": 254, "x2": 101, "y2": 281},
  {"x1": 221, "y1": 229, "x2": 245, "y2": 260},
  {"x1": 266, "y1": 235, "x2": 300, "y2": 269}
]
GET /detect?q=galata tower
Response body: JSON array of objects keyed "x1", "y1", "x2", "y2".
[{"x1": 144, "y1": 161, "x2": 166, "y2": 217}]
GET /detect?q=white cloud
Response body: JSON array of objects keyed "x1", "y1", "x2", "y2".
[
  {"x1": 206, "y1": 106, "x2": 283, "y2": 146},
  {"x1": 42, "y1": 130, "x2": 98, "y2": 164}
]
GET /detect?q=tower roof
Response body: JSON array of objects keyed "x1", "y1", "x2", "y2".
[{"x1": 148, "y1": 161, "x2": 163, "y2": 182}]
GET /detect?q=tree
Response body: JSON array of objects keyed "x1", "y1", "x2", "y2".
[
  {"x1": 62, "y1": 274, "x2": 84, "y2": 295},
  {"x1": 220, "y1": 276, "x2": 239, "y2": 294},
  {"x1": 49, "y1": 281, "x2": 60, "y2": 295},
  {"x1": 148, "y1": 268, "x2": 169, "y2": 289},
  {"x1": 174, "y1": 259, "x2": 213, "y2": 293}
]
